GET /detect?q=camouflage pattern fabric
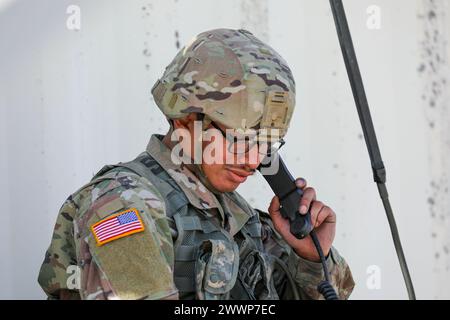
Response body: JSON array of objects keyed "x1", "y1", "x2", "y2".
[
  {"x1": 38, "y1": 28, "x2": 354, "y2": 301},
  {"x1": 146, "y1": 135, "x2": 253, "y2": 238},
  {"x1": 195, "y1": 239, "x2": 239, "y2": 300},
  {"x1": 258, "y1": 209, "x2": 355, "y2": 299},
  {"x1": 38, "y1": 135, "x2": 355, "y2": 300},
  {"x1": 38, "y1": 159, "x2": 178, "y2": 300},
  {"x1": 152, "y1": 28, "x2": 296, "y2": 138}
]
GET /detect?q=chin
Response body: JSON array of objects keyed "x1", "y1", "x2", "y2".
[
  {"x1": 210, "y1": 178, "x2": 240, "y2": 193},
  {"x1": 203, "y1": 166, "x2": 241, "y2": 193},
  {"x1": 222, "y1": 184, "x2": 240, "y2": 193}
]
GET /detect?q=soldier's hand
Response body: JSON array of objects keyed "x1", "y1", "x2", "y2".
[{"x1": 268, "y1": 177, "x2": 336, "y2": 262}]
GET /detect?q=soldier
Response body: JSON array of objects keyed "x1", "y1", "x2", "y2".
[{"x1": 38, "y1": 28, "x2": 354, "y2": 300}]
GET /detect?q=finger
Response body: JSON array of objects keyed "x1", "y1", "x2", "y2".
[
  {"x1": 309, "y1": 201, "x2": 325, "y2": 227},
  {"x1": 299, "y1": 187, "x2": 316, "y2": 214},
  {"x1": 295, "y1": 177, "x2": 307, "y2": 190},
  {"x1": 268, "y1": 196, "x2": 281, "y2": 217},
  {"x1": 310, "y1": 202, "x2": 335, "y2": 227},
  {"x1": 268, "y1": 196, "x2": 291, "y2": 234}
]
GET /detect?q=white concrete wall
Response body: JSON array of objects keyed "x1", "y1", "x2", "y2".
[{"x1": 0, "y1": 0, "x2": 449, "y2": 299}]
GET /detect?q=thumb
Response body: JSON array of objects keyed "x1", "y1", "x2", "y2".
[
  {"x1": 295, "y1": 177, "x2": 307, "y2": 190},
  {"x1": 268, "y1": 196, "x2": 285, "y2": 228},
  {"x1": 268, "y1": 196, "x2": 297, "y2": 244},
  {"x1": 268, "y1": 196, "x2": 281, "y2": 216}
]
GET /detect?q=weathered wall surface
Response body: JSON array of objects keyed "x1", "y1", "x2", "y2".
[
  {"x1": 417, "y1": 0, "x2": 450, "y2": 299},
  {"x1": 0, "y1": 0, "x2": 449, "y2": 299}
]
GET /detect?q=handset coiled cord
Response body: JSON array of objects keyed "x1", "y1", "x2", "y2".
[{"x1": 310, "y1": 230, "x2": 339, "y2": 300}]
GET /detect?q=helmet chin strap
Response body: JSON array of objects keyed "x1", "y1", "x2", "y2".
[
  {"x1": 182, "y1": 113, "x2": 254, "y2": 195},
  {"x1": 183, "y1": 161, "x2": 224, "y2": 195},
  {"x1": 178, "y1": 113, "x2": 224, "y2": 195}
]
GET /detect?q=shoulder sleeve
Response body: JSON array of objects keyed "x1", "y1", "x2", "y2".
[
  {"x1": 257, "y1": 209, "x2": 355, "y2": 300},
  {"x1": 38, "y1": 197, "x2": 80, "y2": 299},
  {"x1": 286, "y1": 246, "x2": 355, "y2": 300},
  {"x1": 75, "y1": 171, "x2": 178, "y2": 300}
]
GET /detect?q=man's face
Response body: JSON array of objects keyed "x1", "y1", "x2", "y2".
[
  {"x1": 171, "y1": 114, "x2": 264, "y2": 193},
  {"x1": 200, "y1": 121, "x2": 262, "y2": 193}
]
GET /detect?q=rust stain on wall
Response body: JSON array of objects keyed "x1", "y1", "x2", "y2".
[{"x1": 418, "y1": 0, "x2": 450, "y2": 298}]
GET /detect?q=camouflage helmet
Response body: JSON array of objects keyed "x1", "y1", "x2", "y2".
[{"x1": 151, "y1": 28, "x2": 296, "y2": 138}]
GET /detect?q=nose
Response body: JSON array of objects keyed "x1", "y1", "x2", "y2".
[
  {"x1": 237, "y1": 143, "x2": 261, "y2": 170},
  {"x1": 246, "y1": 158, "x2": 261, "y2": 171}
]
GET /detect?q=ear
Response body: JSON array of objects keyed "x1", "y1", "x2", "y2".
[{"x1": 172, "y1": 113, "x2": 198, "y2": 130}]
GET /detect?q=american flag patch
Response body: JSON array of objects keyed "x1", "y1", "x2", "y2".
[{"x1": 91, "y1": 208, "x2": 145, "y2": 246}]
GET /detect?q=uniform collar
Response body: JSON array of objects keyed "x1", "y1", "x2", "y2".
[{"x1": 145, "y1": 134, "x2": 254, "y2": 236}]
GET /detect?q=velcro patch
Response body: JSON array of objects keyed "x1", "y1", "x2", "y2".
[{"x1": 91, "y1": 208, "x2": 145, "y2": 246}]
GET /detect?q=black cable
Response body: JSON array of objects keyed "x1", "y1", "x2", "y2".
[{"x1": 310, "y1": 230, "x2": 339, "y2": 300}]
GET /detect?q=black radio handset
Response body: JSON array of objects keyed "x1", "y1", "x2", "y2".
[
  {"x1": 258, "y1": 153, "x2": 339, "y2": 300},
  {"x1": 258, "y1": 154, "x2": 313, "y2": 239}
]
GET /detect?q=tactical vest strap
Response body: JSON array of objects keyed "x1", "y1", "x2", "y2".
[
  {"x1": 115, "y1": 152, "x2": 189, "y2": 218},
  {"x1": 91, "y1": 150, "x2": 295, "y2": 300},
  {"x1": 97, "y1": 152, "x2": 202, "y2": 295},
  {"x1": 174, "y1": 276, "x2": 195, "y2": 292},
  {"x1": 179, "y1": 216, "x2": 202, "y2": 230},
  {"x1": 175, "y1": 245, "x2": 197, "y2": 261},
  {"x1": 179, "y1": 216, "x2": 218, "y2": 233}
]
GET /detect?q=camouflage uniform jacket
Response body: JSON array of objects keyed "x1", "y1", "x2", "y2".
[{"x1": 38, "y1": 134, "x2": 355, "y2": 300}]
